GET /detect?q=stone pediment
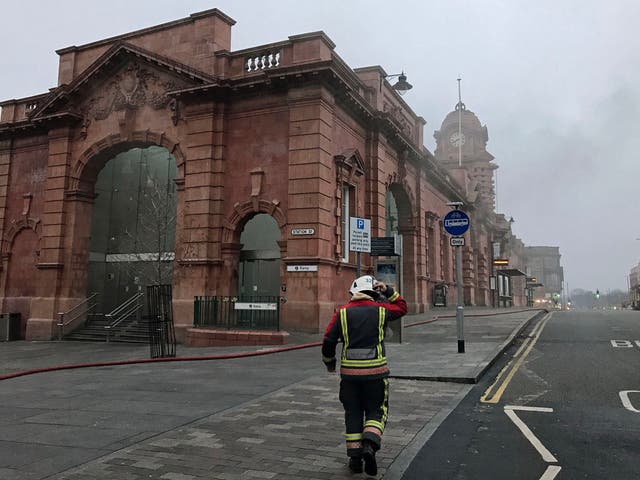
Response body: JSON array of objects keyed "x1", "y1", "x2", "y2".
[
  {"x1": 30, "y1": 42, "x2": 216, "y2": 124},
  {"x1": 334, "y1": 149, "x2": 365, "y2": 174}
]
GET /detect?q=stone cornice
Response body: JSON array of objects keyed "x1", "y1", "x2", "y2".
[{"x1": 56, "y1": 8, "x2": 235, "y2": 55}]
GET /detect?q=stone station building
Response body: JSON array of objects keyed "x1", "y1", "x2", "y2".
[{"x1": 0, "y1": 8, "x2": 526, "y2": 342}]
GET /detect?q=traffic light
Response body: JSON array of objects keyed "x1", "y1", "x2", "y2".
[{"x1": 595, "y1": 289, "x2": 600, "y2": 299}]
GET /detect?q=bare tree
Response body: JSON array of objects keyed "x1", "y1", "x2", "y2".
[{"x1": 120, "y1": 163, "x2": 177, "y2": 288}]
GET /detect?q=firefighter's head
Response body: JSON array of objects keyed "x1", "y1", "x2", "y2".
[{"x1": 349, "y1": 275, "x2": 377, "y2": 297}]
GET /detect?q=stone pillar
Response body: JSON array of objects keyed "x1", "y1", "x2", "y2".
[
  {"x1": 282, "y1": 85, "x2": 336, "y2": 332},
  {"x1": 0, "y1": 139, "x2": 12, "y2": 303},
  {"x1": 173, "y1": 99, "x2": 225, "y2": 336},
  {"x1": 462, "y1": 244, "x2": 476, "y2": 306},
  {"x1": 26, "y1": 127, "x2": 75, "y2": 339}
]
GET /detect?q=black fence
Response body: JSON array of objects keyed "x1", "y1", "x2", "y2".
[
  {"x1": 194, "y1": 296, "x2": 281, "y2": 331},
  {"x1": 147, "y1": 284, "x2": 176, "y2": 358}
]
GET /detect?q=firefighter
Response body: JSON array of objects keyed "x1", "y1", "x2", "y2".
[{"x1": 322, "y1": 275, "x2": 408, "y2": 476}]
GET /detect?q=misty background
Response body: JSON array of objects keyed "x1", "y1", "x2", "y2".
[{"x1": 1, "y1": 0, "x2": 638, "y2": 293}]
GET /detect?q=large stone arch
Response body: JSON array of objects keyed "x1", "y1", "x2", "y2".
[
  {"x1": 385, "y1": 180, "x2": 421, "y2": 313},
  {"x1": 70, "y1": 130, "x2": 185, "y2": 193}
]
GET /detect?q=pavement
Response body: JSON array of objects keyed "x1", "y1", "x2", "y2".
[{"x1": 0, "y1": 307, "x2": 547, "y2": 480}]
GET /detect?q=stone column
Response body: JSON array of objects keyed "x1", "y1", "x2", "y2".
[
  {"x1": 173, "y1": 99, "x2": 225, "y2": 337},
  {"x1": 0, "y1": 139, "x2": 12, "y2": 303},
  {"x1": 282, "y1": 85, "x2": 336, "y2": 332},
  {"x1": 27, "y1": 126, "x2": 73, "y2": 339}
]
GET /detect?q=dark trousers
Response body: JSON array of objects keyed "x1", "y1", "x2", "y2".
[{"x1": 339, "y1": 377, "x2": 389, "y2": 457}]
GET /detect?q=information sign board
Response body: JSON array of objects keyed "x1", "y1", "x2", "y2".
[{"x1": 349, "y1": 217, "x2": 371, "y2": 253}]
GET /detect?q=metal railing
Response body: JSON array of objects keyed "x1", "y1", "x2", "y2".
[
  {"x1": 57, "y1": 293, "x2": 99, "y2": 340},
  {"x1": 194, "y1": 295, "x2": 281, "y2": 331},
  {"x1": 104, "y1": 292, "x2": 144, "y2": 342},
  {"x1": 147, "y1": 284, "x2": 176, "y2": 358}
]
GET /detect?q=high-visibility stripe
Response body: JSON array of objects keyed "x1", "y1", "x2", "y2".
[
  {"x1": 341, "y1": 357, "x2": 387, "y2": 367},
  {"x1": 340, "y1": 365, "x2": 390, "y2": 376},
  {"x1": 381, "y1": 378, "x2": 389, "y2": 425},
  {"x1": 377, "y1": 307, "x2": 385, "y2": 358},
  {"x1": 389, "y1": 291, "x2": 399, "y2": 302},
  {"x1": 340, "y1": 308, "x2": 349, "y2": 360},
  {"x1": 345, "y1": 433, "x2": 363, "y2": 440},
  {"x1": 322, "y1": 355, "x2": 335, "y2": 362},
  {"x1": 364, "y1": 420, "x2": 385, "y2": 431}
]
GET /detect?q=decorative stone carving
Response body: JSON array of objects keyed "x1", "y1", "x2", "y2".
[
  {"x1": 250, "y1": 168, "x2": 265, "y2": 197},
  {"x1": 81, "y1": 62, "x2": 187, "y2": 123}
]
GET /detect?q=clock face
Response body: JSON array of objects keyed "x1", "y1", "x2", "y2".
[{"x1": 449, "y1": 132, "x2": 466, "y2": 147}]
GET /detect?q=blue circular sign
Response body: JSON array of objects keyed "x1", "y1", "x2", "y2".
[{"x1": 443, "y1": 209, "x2": 470, "y2": 236}]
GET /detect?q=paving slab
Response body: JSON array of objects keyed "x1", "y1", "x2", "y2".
[{"x1": 0, "y1": 307, "x2": 546, "y2": 479}]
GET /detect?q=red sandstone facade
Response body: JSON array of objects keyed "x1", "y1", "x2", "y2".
[{"x1": 0, "y1": 9, "x2": 526, "y2": 341}]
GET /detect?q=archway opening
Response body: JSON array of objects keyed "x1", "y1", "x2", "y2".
[
  {"x1": 4, "y1": 228, "x2": 39, "y2": 338},
  {"x1": 382, "y1": 185, "x2": 415, "y2": 309},
  {"x1": 87, "y1": 146, "x2": 177, "y2": 314},
  {"x1": 238, "y1": 214, "x2": 281, "y2": 298}
]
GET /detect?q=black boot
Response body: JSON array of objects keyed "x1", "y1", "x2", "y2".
[
  {"x1": 362, "y1": 441, "x2": 377, "y2": 476},
  {"x1": 348, "y1": 456, "x2": 363, "y2": 474}
]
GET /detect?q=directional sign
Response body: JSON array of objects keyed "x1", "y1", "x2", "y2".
[
  {"x1": 286, "y1": 265, "x2": 318, "y2": 272},
  {"x1": 443, "y1": 209, "x2": 470, "y2": 236},
  {"x1": 371, "y1": 236, "x2": 401, "y2": 256}
]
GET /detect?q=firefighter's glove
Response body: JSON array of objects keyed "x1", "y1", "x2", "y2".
[{"x1": 325, "y1": 359, "x2": 337, "y2": 373}]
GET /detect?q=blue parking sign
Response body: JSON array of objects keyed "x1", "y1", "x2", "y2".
[{"x1": 357, "y1": 219, "x2": 365, "y2": 229}]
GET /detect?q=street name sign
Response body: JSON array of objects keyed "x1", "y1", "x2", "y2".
[
  {"x1": 291, "y1": 228, "x2": 315, "y2": 235},
  {"x1": 443, "y1": 209, "x2": 470, "y2": 236}
]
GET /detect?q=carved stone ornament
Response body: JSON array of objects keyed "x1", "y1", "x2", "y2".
[{"x1": 82, "y1": 62, "x2": 187, "y2": 122}]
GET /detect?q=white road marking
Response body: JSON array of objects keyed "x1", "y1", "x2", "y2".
[
  {"x1": 540, "y1": 465, "x2": 562, "y2": 480},
  {"x1": 610, "y1": 340, "x2": 634, "y2": 348},
  {"x1": 505, "y1": 405, "x2": 553, "y2": 413},
  {"x1": 504, "y1": 406, "x2": 558, "y2": 463},
  {"x1": 619, "y1": 390, "x2": 640, "y2": 413}
]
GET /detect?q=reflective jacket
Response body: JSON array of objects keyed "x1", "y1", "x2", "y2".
[{"x1": 322, "y1": 288, "x2": 407, "y2": 379}]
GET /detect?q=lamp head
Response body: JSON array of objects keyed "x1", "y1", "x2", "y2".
[{"x1": 392, "y1": 72, "x2": 413, "y2": 95}]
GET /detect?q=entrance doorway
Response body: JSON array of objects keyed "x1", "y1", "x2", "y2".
[
  {"x1": 238, "y1": 214, "x2": 281, "y2": 298},
  {"x1": 87, "y1": 146, "x2": 177, "y2": 314}
]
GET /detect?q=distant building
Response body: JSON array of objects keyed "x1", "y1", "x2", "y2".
[
  {"x1": 524, "y1": 246, "x2": 564, "y2": 302},
  {"x1": 629, "y1": 264, "x2": 640, "y2": 309}
]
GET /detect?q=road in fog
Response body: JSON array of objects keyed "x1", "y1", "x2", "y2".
[{"x1": 401, "y1": 310, "x2": 640, "y2": 479}]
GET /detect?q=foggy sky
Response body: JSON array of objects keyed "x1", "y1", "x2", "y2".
[{"x1": 2, "y1": 0, "x2": 639, "y2": 292}]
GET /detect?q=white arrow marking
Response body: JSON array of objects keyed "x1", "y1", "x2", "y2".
[
  {"x1": 619, "y1": 390, "x2": 640, "y2": 413},
  {"x1": 540, "y1": 465, "x2": 562, "y2": 480},
  {"x1": 504, "y1": 406, "x2": 558, "y2": 463}
]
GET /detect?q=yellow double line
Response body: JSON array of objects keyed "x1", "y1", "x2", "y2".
[{"x1": 480, "y1": 313, "x2": 552, "y2": 404}]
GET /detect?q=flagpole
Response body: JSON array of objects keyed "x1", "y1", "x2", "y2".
[{"x1": 457, "y1": 77, "x2": 462, "y2": 167}]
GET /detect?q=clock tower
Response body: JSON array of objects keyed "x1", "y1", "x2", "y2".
[{"x1": 434, "y1": 102, "x2": 497, "y2": 211}]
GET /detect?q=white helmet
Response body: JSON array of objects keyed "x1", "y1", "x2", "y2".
[{"x1": 350, "y1": 275, "x2": 376, "y2": 295}]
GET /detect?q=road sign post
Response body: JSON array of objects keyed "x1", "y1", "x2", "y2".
[{"x1": 443, "y1": 206, "x2": 470, "y2": 354}]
